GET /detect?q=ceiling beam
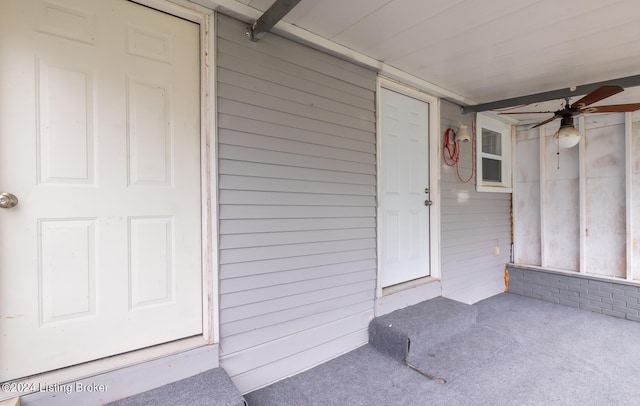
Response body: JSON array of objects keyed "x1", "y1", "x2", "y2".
[
  {"x1": 461, "y1": 74, "x2": 640, "y2": 114},
  {"x1": 250, "y1": 0, "x2": 302, "y2": 42}
]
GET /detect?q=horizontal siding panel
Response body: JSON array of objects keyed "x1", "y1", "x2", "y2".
[
  {"x1": 219, "y1": 160, "x2": 375, "y2": 185},
  {"x1": 440, "y1": 183, "x2": 512, "y2": 200},
  {"x1": 221, "y1": 29, "x2": 376, "y2": 91},
  {"x1": 217, "y1": 50, "x2": 373, "y2": 110},
  {"x1": 219, "y1": 175, "x2": 375, "y2": 196},
  {"x1": 219, "y1": 114, "x2": 375, "y2": 153},
  {"x1": 220, "y1": 280, "x2": 376, "y2": 323},
  {"x1": 441, "y1": 253, "x2": 509, "y2": 269},
  {"x1": 218, "y1": 114, "x2": 376, "y2": 154},
  {"x1": 219, "y1": 205, "x2": 376, "y2": 220},
  {"x1": 216, "y1": 30, "x2": 375, "y2": 86},
  {"x1": 220, "y1": 249, "x2": 376, "y2": 279},
  {"x1": 220, "y1": 259, "x2": 377, "y2": 293},
  {"x1": 441, "y1": 189, "x2": 512, "y2": 200},
  {"x1": 441, "y1": 215, "x2": 510, "y2": 228},
  {"x1": 219, "y1": 190, "x2": 375, "y2": 208},
  {"x1": 442, "y1": 265, "x2": 506, "y2": 290},
  {"x1": 221, "y1": 311, "x2": 372, "y2": 376},
  {"x1": 443, "y1": 272, "x2": 502, "y2": 292},
  {"x1": 217, "y1": 40, "x2": 374, "y2": 101},
  {"x1": 441, "y1": 241, "x2": 507, "y2": 259},
  {"x1": 218, "y1": 82, "x2": 375, "y2": 132},
  {"x1": 220, "y1": 238, "x2": 376, "y2": 264},
  {"x1": 218, "y1": 127, "x2": 374, "y2": 164},
  {"x1": 221, "y1": 300, "x2": 373, "y2": 354},
  {"x1": 220, "y1": 217, "x2": 376, "y2": 234},
  {"x1": 216, "y1": 36, "x2": 374, "y2": 100},
  {"x1": 440, "y1": 201, "x2": 511, "y2": 213},
  {"x1": 217, "y1": 17, "x2": 376, "y2": 92},
  {"x1": 218, "y1": 99, "x2": 374, "y2": 144},
  {"x1": 219, "y1": 144, "x2": 375, "y2": 175},
  {"x1": 442, "y1": 225, "x2": 511, "y2": 245},
  {"x1": 440, "y1": 100, "x2": 512, "y2": 305},
  {"x1": 442, "y1": 255, "x2": 507, "y2": 277},
  {"x1": 218, "y1": 67, "x2": 375, "y2": 123},
  {"x1": 220, "y1": 269, "x2": 375, "y2": 309},
  {"x1": 220, "y1": 228, "x2": 376, "y2": 250},
  {"x1": 441, "y1": 202, "x2": 512, "y2": 215},
  {"x1": 226, "y1": 329, "x2": 368, "y2": 394},
  {"x1": 218, "y1": 15, "x2": 376, "y2": 392},
  {"x1": 220, "y1": 290, "x2": 373, "y2": 337}
]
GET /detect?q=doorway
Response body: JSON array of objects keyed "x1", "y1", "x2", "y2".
[
  {"x1": 0, "y1": 0, "x2": 204, "y2": 381},
  {"x1": 378, "y1": 80, "x2": 439, "y2": 288}
]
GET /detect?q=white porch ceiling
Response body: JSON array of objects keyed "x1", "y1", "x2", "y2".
[{"x1": 232, "y1": 0, "x2": 640, "y2": 120}]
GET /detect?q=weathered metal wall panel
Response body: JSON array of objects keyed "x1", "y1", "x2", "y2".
[
  {"x1": 543, "y1": 130, "x2": 580, "y2": 271},
  {"x1": 633, "y1": 121, "x2": 640, "y2": 279},
  {"x1": 584, "y1": 118, "x2": 626, "y2": 277},
  {"x1": 513, "y1": 128, "x2": 541, "y2": 265},
  {"x1": 514, "y1": 114, "x2": 638, "y2": 279}
]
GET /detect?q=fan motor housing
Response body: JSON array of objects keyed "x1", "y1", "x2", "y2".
[{"x1": 560, "y1": 115, "x2": 575, "y2": 127}]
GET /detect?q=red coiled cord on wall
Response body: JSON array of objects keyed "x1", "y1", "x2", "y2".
[{"x1": 442, "y1": 124, "x2": 475, "y2": 183}]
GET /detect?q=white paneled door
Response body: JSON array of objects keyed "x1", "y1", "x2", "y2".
[
  {"x1": 0, "y1": 0, "x2": 202, "y2": 381},
  {"x1": 380, "y1": 88, "x2": 431, "y2": 287}
]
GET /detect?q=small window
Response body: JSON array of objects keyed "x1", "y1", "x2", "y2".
[{"x1": 476, "y1": 113, "x2": 512, "y2": 193}]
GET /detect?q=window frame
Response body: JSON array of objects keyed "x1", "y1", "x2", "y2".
[{"x1": 476, "y1": 113, "x2": 513, "y2": 193}]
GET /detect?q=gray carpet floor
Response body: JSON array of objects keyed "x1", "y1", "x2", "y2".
[
  {"x1": 106, "y1": 368, "x2": 246, "y2": 406},
  {"x1": 245, "y1": 293, "x2": 640, "y2": 406}
]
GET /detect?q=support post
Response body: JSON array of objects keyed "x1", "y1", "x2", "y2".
[
  {"x1": 578, "y1": 115, "x2": 587, "y2": 274},
  {"x1": 626, "y1": 112, "x2": 634, "y2": 280},
  {"x1": 539, "y1": 125, "x2": 547, "y2": 267}
]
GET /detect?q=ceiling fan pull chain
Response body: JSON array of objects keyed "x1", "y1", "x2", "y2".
[{"x1": 557, "y1": 136, "x2": 560, "y2": 170}]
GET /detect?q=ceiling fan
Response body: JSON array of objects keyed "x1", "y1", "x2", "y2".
[{"x1": 500, "y1": 85, "x2": 640, "y2": 148}]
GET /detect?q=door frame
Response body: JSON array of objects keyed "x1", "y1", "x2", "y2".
[
  {"x1": 1, "y1": 0, "x2": 219, "y2": 396},
  {"x1": 375, "y1": 76, "x2": 441, "y2": 298}
]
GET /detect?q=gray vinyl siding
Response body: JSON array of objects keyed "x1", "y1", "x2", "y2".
[
  {"x1": 216, "y1": 15, "x2": 377, "y2": 393},
  {"x1": 439, "y1": 101, "x2": 512, "y2": 303}
]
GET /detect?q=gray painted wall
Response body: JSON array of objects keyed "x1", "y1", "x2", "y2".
[
  {"x1": 439, "y1": 102, "x2": 512, "y2": 304},
  {"x1": 216, "y1": 15, "x2": 377, "y2": 393}
]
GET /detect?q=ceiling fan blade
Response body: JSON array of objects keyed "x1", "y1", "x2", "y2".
[
  {"x1": 531, "y1": 116, "x2": 557, "y2": 129},
  {"x1": 582, "y1": 103, "x2": 640, "y2": 113},
  {"x1": 497, "y1": 111, "x2": 555, "y2": 115},
  {"x1": 571, "y1": 85, "x2": 624, "y2": 109}
]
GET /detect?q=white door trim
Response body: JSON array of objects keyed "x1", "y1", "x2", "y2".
[
  {"x1": 375, "y1": 76, "x2": 441, "y2": 299},
  {"x1": 0, "y1": 1, "x2": 218, "y2": 399}
]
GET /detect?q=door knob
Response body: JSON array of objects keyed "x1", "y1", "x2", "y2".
[
  {"x1": 424, "y1": 200, "x2": 433, "y2": 206},
  {"x1": 0, "y1": 193, "x2": 18, "y2": 209}
]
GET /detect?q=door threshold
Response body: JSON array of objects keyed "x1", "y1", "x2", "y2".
[
  {"x1": 382, "y1": 276, "x2": 439, "y2": 296},
  {"x1": 376, "y1": 277, "x2": 442, "y2": 316}
]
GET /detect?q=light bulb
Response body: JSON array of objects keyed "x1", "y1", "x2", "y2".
[{"x1": 555, "y1": 125, "x2": 580, "y2": 148}]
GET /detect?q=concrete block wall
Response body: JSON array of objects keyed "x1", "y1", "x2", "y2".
[{"x1": 507, "y1": 264, "x2": 640, "y2": 322}]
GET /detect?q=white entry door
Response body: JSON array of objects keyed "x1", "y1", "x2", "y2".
[
  {"x1": 0, "y1": 0, "x2": 203, "y2": 381},
  {"x1": 380, "y1": 88, "x2": 431, "y2": 287}
]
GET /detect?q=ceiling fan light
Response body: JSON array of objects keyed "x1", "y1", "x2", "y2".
[{"x1": 555, "y1": 124, "x2": 580, "y2": 148}]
